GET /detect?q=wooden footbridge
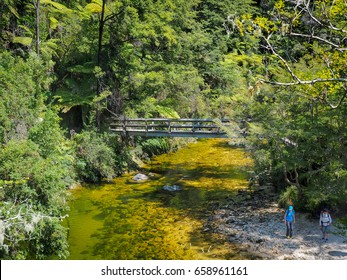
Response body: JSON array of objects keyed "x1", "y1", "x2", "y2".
[{"x1": 109, "y1": 118, "x2": 236, "y2": 138}]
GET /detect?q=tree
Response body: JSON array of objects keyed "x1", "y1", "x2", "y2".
[
  {"x1": 0, "y1": 51, "x2": 54, "y2": 143},
  {"x1": 34, "y1": 0, "x2": 40, "y2": 55},
  {"x1": 0, "y1": 50, "x2": 74, "y2": 259},
  {"x1": 227, "y1": 0, "x2": 347, "y2": 211},
  {"x1": 0, "y1": 139, "x2": 72, "y2": 259},
  {"x1": 73, "y1": 130, "x2": 116, "y2": 183}
]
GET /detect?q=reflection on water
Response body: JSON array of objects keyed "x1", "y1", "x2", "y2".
[{"x1": 66, "y1": 139, "x2": 256, "y2": 259}]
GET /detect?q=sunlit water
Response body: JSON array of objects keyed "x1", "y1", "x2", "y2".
[{"x1": 66, "y1": 139, "x2": 256, "y2": 259}]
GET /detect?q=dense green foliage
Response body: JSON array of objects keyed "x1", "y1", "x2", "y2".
[
  {"x1": 0, "y1": 52, "x2": 72, "y2": 259},
  {"x1": 228, "y1": 0, "x2": 347, "y2": 213},
  {"x1": 73, "y1": 130, "x2": 116, "y2": 182},
  {"x1": 1, "y1": 0, "x2": 347, "y2": 259}
]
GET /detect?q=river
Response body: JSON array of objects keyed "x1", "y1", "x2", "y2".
[{"x1": 66, "y1": 139, "x2": 256, "y2": 259}]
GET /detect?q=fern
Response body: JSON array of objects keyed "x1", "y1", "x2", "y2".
[
  {"x1": 141, "y1": 138, "x2": 170, "y2": 157},
  {"x1": 12, "y1": 36, "x2": 32, "y2": 46},
  {"x1": 41, "y1": 0, "x2": 73, "y2": 13}
]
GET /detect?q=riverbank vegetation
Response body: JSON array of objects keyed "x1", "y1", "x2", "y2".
[{"x1": 0, "y1": 0, "x2": 346, "y2": 259}]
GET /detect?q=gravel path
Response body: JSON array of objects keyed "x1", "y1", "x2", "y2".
[{"x1": 208, "y1": 186, "x2": 347, "y2": 260}]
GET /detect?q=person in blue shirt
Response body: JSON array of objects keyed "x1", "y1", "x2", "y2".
[{"x1": 284, "y1": 205, "x2": 295, "y2": 239}]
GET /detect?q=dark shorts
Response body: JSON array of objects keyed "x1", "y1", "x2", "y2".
[{"x1": 321, "y1": 225, "x2": 330, "y2": 233}]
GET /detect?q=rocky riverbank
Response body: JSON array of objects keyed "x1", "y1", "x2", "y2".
[{"x1": 206, "y1": 185, "x2": 347, "y2": 260}]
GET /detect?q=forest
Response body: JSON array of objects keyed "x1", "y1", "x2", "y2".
[{"x1": 0, "y1": 0, "x2": 346, "y2": 259}]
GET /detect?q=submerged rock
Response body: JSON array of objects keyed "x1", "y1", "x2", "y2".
[
  {"x1": 69, "y1": 183, "x2": 82, "y2": 190},
  {"x1": 162, "y1": 185, "x2": 183, "y2": 192},
  {"x1": 132, "y1": 173, "x2": 149, "y2": 181}
]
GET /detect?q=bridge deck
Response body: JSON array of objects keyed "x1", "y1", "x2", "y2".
[{"x1": 109, "y1": 118, "x2": 232, "y2": 138}]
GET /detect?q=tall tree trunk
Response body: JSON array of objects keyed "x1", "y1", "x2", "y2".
[
  {"x1": 96, "y1": 0, "x2": 106, "y2": 129},
  {"x1": 35, "y1": 0, "x2": 40, "y2": 55},
  {"x1": 97, "y1": 0, "x2": 106, "y2": 71},
  {"x1": 284, "y1": 165, "x2": 303, "y2": 199}
]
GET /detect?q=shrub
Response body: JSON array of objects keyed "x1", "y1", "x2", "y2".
[
  {"x1": 278, "y1": 185, "x2": 299, "y2": 208},
  {"x1": 141, "y1": 138, "x2": 170, "y2": 157},
  {"x1": 0, "y1": 139, "x2": 71, "y2": 259},
  {"x1": 29, "y1": 109, "x2": 65, "y2": 158},
  {"x1": 73, "y1": 130, "x2": 116, "y2": 182}
]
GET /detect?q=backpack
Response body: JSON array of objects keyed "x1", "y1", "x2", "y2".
[{"x1": 321, "y1": 212, "x2": 331, "y2": 226}]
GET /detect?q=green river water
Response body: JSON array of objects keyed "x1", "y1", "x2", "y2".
[{"x1": 66, "y1": 139, "x2": 255, "y2": 260}]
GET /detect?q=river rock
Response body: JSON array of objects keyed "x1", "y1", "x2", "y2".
[
  {"x1": 69, "y1": 183, "x2": 82, "y2": 190},
  {"x1": 162, "y1": 185, "x2": 182, "y2": 191},
  {"x1": 132, "y1": 173, "x2": 149, "y2": 181},
  {"x1": 226, "y1": 218, "x2": 236, "y2": 224}
]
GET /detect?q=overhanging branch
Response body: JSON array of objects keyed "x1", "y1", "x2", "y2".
[
  {"x1": 260, "y1": 77, "x2": 347, "y2": 86},
  {"x1": 264, "y1": 36, "x2": 302, "y2": 83},
  {"x1": 289, "y1": 32, "x2": 345, "y2": 51},
  {"x1": 262, "y1": 35, "x2": 347, "y2": 87},
  {"x1": 295, "y1": 0, "x2": 347, "y2": 34}
]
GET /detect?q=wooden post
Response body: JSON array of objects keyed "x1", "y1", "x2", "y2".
[{"x1": 122, "y1": 117, "x2": 126, "y2": 134}]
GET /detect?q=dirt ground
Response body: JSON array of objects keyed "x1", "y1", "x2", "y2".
[{"x1": 208, "y1": 185, "x2": 347, "y2": 260}]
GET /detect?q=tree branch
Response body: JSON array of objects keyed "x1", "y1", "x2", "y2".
[
  {"x1": 261, "y1": 35, "x2": 347, "y2": 87},
  {"x1": 320, "y1": 56, "x2": 347, "y2": 109},
  {"x1": 322, "y1": 82, "x2": 347, "y2": 109},
  {"x1": 260, "y1": 77, "x2": 347, "y2": 86},
  {"x1": 289, "y1": 32, "x2": 345, "y2": 51},
  {"x1": 295, "y1": 0, "x2": 347, "y2": 34},
  {"x1": 325, "y1": 91, "x2": 347, "y2": 109},
  {"x1": 284, "y1": 165, "x2": 300, "y2": 187},
  {"x1": 104, "y1": 9, "x2": 124, "y2": 23},
  {"x1": 263, "y1": 36, "x2": 302, "y2": 83}
]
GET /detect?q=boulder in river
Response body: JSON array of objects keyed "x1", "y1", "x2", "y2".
[
  {"x1": 132, "y1": 173, "x2": 149, "y2": 181},
  {"x1": 162, "y1": 185, "x2": 183, "y2": 192}
]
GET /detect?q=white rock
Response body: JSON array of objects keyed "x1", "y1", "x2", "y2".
[{"x1": 132, "y1": 173, "x2": 149, "y2": 181}]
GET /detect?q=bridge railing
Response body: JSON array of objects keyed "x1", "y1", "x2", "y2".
[{"x1": 109, "y1": 118, "x2": 231, "y2": 138}]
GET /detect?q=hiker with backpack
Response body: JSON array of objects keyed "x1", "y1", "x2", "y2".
[
  {"x1": 284, "y1": 205, "x2": 295, "y2": 239},
  {"x1": 320, "y1": 208, "x2": 332, "y2": 242}
]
